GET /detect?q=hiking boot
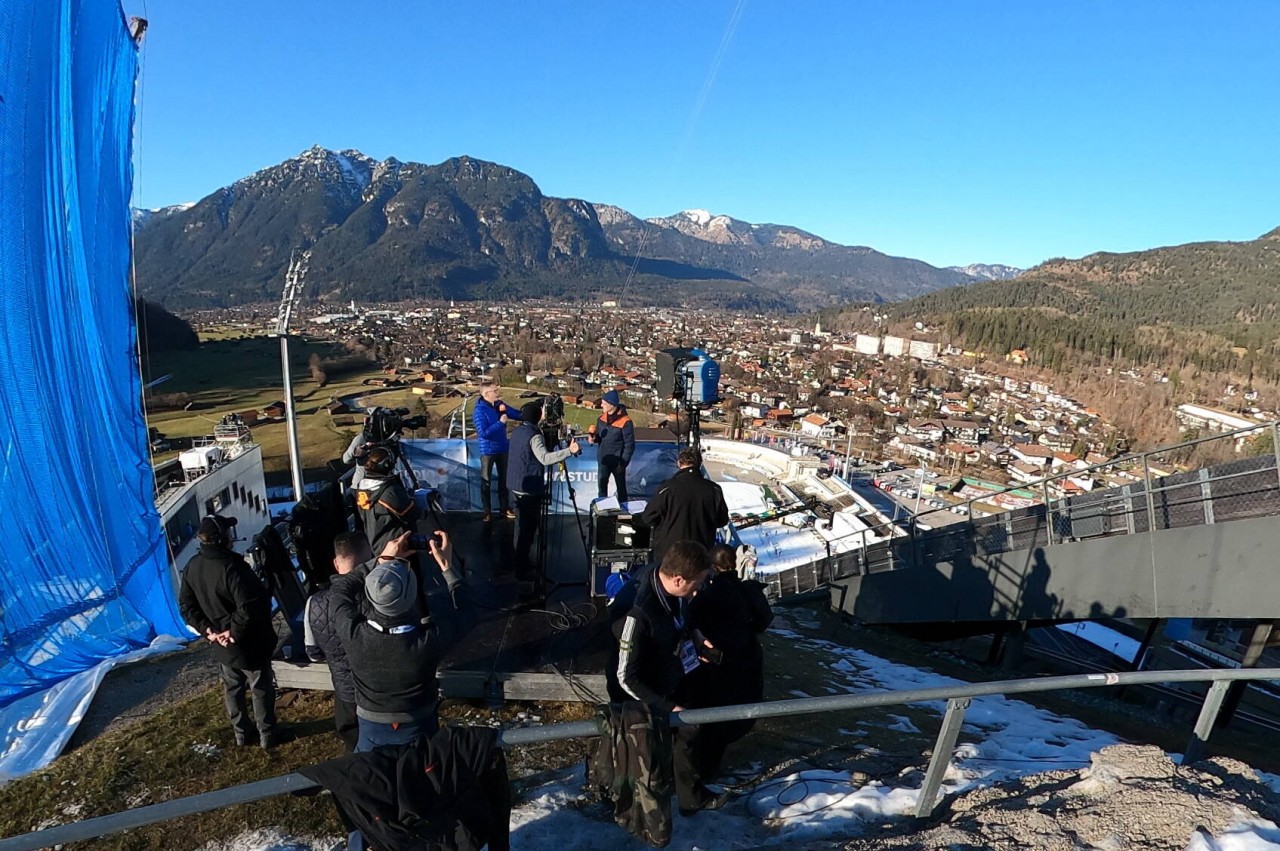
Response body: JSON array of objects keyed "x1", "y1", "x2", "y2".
[
  {"x1": 260, "y1": 730, "x2": 283, "y2": 750},
  {"x1": 233, "y1": 733, "x2": 251, "y2": 747}
]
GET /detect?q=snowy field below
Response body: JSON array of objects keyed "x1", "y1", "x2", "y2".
[{"x1": 194, "y1": 608, "x2": 1280, "y2": 851}]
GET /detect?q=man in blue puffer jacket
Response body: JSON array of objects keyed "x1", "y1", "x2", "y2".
[{"x1": 472, "y1": 379, "x2": 522, "y2": 522}]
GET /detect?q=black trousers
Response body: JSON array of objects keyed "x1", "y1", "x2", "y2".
[
  {"x1": 598, "y1": 458, "x2": 629, "y2": 503},
  {"x1": 513, "y1": 491, "x2": 543, "y2": 580},
  {"x1": 219, "y1": 663, "x2": 277, "y2": 740},
  {"x1": 673, "y1": 724, "x2": 709, "y2": 810},
  {"x1": 479, "y1": 453, "x2": 510, "y2": 512},
  {"x1": 334, "y1": 695, "x2": 359, "y2": 752}
]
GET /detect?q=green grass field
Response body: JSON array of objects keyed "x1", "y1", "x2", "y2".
[
  {"x1": 143, "y1": 343, "x2": 637, "y2": 474},
  {"x1": 145, "y1": 336, "x2": 387, "y2": 473}
]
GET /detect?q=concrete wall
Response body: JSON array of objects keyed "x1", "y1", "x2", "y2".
[{"x1": 831, "y1": 513, "x2": 1280, "y2": 623}]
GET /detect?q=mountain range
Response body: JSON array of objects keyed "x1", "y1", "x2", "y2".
[
  {"x1": 132, "y1": 146, "x2": 985, "y2": 311},
  {"x1": 887, "y1": 226, "x2": 1280, "y2": 380}
]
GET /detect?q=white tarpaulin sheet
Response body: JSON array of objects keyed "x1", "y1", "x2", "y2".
[{"x1": 0, "y1": 636, "x2": 185, "y2": 783}]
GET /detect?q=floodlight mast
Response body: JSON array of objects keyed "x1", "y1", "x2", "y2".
[{"x1": 276, "y1": 250, "x2": 311, "y2": 503}]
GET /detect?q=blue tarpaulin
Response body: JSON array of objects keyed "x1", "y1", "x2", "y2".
[{"x1": 0, "y1": 0, "x2": 187, "y2": 713}]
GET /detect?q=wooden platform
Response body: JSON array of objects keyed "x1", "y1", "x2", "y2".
[
  {"x1": 273, "y1": 660, "x2": 608, "y2": 703},
  {"x1": 279, "y1": 511, "x2": 616, "y2": 704}
]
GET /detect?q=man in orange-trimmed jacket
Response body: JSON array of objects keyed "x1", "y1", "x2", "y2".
[{"x1": 590, "y1": 389, "x2": 635, "y2": 504}]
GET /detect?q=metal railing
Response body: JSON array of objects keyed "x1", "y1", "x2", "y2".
[
  {"x1": 825, "y1": 420, "x2": 1280, "y2": 581},
  {"x1": 3, "y1": 666, "x2": 1278, "y2": 851}
]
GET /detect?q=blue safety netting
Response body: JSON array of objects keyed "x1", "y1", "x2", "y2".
[{"x1": 0, "y1": 0, "x2": 188, "y2": 707}]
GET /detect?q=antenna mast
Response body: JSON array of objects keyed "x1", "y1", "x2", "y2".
[{"x1": 276, "y1": 249, "x2": 311, "y2": 502}]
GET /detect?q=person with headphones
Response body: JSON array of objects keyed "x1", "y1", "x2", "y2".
[
  {"x1": 506, "y1": 401, "x2": 582, "y2": 592},
  {"x1": 352, "y1": 445, "x2": 421, "y2": 556},
  {"x1": 178, "y1": 514, "x2": 281, "y2": 749}
]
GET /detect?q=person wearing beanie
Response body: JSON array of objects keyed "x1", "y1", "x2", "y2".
[
  {"x1": 330, "y1": 530, "x2": 471, "y2": 751},
  {"x1": 505, "y1": 400, "x2": 582, "y2": 593},
  {"x1": 178, "y1": 514, "x2": 281, "y2": 749},
  {"x1": 589, "y1": 389, "x2": 635, "y2": 504}
]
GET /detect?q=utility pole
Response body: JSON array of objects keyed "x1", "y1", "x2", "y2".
[
  {"x1": 843, "y1": 425, "x2": 855, "y2": 479},
  {"x1": 275, "y1": 249, "x2": 311, "y2": 503}
]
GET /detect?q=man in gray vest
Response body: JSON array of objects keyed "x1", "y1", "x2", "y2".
[{"x1": 506, "y1": 401, "x2": 581, "y2": 593}]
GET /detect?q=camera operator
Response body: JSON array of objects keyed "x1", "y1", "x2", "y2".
[
  {"x1": 342, "y1": 430, "x2": 373, "y2": 489},
  {"x1": 472, "y1": 379, "x2": 522, "y2": 522},
  {"x1": 506, "y1": 400, "x2": 582, "y2": 591},
  {"x1": 344, "y1": 407, "x2": 426, "y2": 490},
  {"x1": 589, "y1": 389, "x2": 634, "y2": 504},
  {"x1": 353, "y1": 445, "x2": 421, "y2": 556}
]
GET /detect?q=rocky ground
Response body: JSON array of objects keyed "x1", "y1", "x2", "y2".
[{"x1": 846, "y1": 744, "x2": 1280, "y2": 850}]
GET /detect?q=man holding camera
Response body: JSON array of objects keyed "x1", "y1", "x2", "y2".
[
  {"x1": 506, "y1": 401, "x2": 582, "y2": 591},
  {"x1": 590, "y1": 389, "x2": 634, "y2": 505},
  {"x1": 178, "y1": 515, "x2": 281, "y2": 749},
  {"x1": 614, "y1": 541, "x2": 725, "y2": 815},
  {"x1": 472, "y1": 379, "x2": 522, "y2": 523},
  {"x1": 329, "y1": 529, "x2": 469, "y2": 751}
]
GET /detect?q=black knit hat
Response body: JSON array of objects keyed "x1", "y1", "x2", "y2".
[
  {"x1": 521, "y1": 401, "x2": 543, "y2": 424},
  {"x1": 197, "y1": 514, "x2": 237, "y2": 543}
]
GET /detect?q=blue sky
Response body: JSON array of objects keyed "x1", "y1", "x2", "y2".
[{"x1": 128, "y1": 1, "x2": 1280, "y2": 269}]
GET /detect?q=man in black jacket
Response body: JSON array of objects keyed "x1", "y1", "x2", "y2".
[
  {"x1": 331, "y1": 529, "x2": 471, "y2": 752},
  {"x1": 352, "y1": 445, "x2": 421, "y2": 555},
  {"x1": 685, "y1": 544, "x2": 774, "y2": 778},
  {"x1": 614, "y1": 541, "x2": 722, "y2": 814},
  {"x1": 304, "y1": 530, "x2": 371, "y2": 751},
  {"x1": 178, "y1": 515, "x2": 280, "y2": 748},
  {"x1": 642, "y1": 447, "x2": 730, "y2": 566}
]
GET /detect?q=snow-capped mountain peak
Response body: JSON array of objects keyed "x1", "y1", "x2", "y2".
[{"x1": 947, "y1": 263, "x2": 1025, "y2": 281}]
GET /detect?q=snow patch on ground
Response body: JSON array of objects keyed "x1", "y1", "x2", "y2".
[
  {"x1": 199, "y1": 828, "x2": 342, "y2": 851},
  {"x1": 1186, "y1": 818, "x2": 1280, "y2": 850}
]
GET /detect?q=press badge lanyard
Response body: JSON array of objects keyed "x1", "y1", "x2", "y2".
[{"x1": 654, "y1": 571, "x2": 699, "y2": 673}]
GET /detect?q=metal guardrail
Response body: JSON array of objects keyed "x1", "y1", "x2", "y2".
[
  {"x1": 816, "y1": 420, "x2": 1280, "y2": 582},
  {"x1": 4, "y1": 666, "x2": 1278, "y2": 850}
]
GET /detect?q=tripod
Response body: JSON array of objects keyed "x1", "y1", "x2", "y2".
[
  {"x1": 674, "y1": 371, "x2": 707, "y2": 453},
  {"x1": 533, "y1": 434, "x2": 592, "y2": 598}
]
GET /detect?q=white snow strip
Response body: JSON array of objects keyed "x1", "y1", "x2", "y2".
[
  {"x1": 0, "y1": 636, "x2": 186, "y2": 783},
  {"x1": 1056, "y1": 621, "x2": 1143, "y2": 663}
]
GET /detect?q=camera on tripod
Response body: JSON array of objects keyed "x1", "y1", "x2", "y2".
[
  {"x1": 539, "y1": 393, "x2": 568, "y2": 447},
  {"x1": 656, "y1": 348, "x2": 720, "y2": 404},
  {"x1": 363, "y1": 406, "x2": 428, "y2": 445}
]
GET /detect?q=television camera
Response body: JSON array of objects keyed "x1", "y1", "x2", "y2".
[
  {"x1": 655, "y1": 347, "x2": 720, "y2": 449},
  {"x1": 539, "y1": 393, "x2": 568, "y2": 447},
  {"x1": 363, "y1": 406, "x2": 428, "y2": 445}
]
